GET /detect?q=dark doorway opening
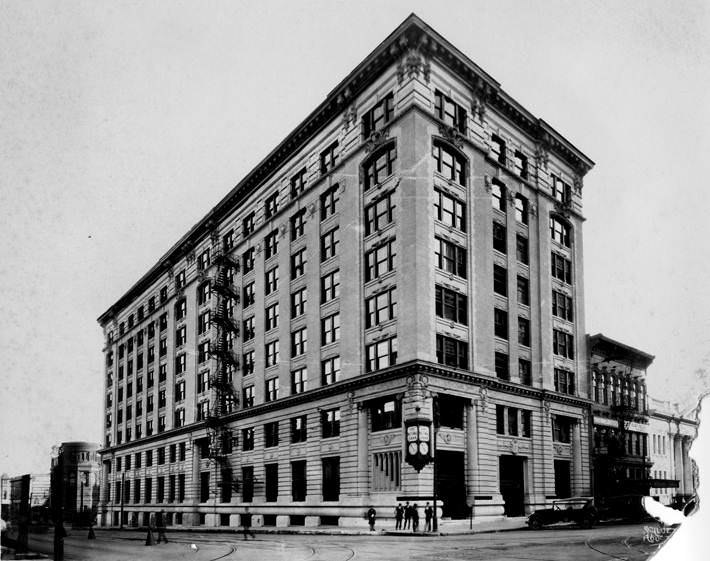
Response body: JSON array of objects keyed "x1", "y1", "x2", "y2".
[
  {"x1": 435, "y1": 450, "x2": 468, "y2": 518},
  {"x1": 554, "y1": 459, "x2": 571, "y2": 498},
  {"x1": 499, "y1": 455, "x2": 526, "y2": 516}
]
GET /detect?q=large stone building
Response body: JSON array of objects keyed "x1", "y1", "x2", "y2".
[
  {"x1": 50, "y1": 442, "x2": 101, "y2": 523},
  {"x1": 97, "y1": 14, "x2": 595, "y2": 528}
]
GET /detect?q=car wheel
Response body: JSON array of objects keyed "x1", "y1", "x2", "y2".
[
  {"x1": 529, "y1": 517, "x2": 543, "y2": 530},
  {"x1": 580, "y1": 517, "x2": 594, "y2": 529}
]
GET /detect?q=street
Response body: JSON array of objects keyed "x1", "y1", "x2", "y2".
[{"x1": 18, "y1": 523, "x2": 669, "y2": 561}]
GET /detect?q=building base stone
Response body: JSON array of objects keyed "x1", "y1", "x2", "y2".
[
  {"x1": 276, "y1": 515, "x2": 289, "y2": 527},
  {"x1": 251, "y1": 514, "x2": 264, "y2": 527},
  {"x1": 230, "y1": 514, "x2": 240, "y2": 527},
  {"x1": 304, "y1": 516, "x2": 320, "y2": 527}
]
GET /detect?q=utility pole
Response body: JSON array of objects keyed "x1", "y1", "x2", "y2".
[{"x1": 432, "y1": 397, "x2": 439, "y2": 532}]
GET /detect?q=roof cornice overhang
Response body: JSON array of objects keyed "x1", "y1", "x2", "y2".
[
  {"x1": 98, "y1": 14, "x2": 594, "y2": 324},
  {"x1": 588, "y1": 333, "x2": 655, "y2": 370}
]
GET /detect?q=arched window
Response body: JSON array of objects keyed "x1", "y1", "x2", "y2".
[
  {"x1": 549, "y1": 215, "x2": 571, "y2": 247},
  {"x1": 364, "y1": 143, "x2": 397, "y2": 190},
  {"x1": 515, "y1": 194, "x2": 528, "y2": 224},
  {"x1": 491, "y1": 180, "x2": 505, "y2": 211},
  {"x1": 432, "y1": 140, "x2": 466, "y2": 185}
]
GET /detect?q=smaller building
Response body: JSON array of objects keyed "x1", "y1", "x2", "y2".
[
  {"x1": 50, "y1": 442, "x2": 101, "y2": 523},
  {"x1": 648, "y1": 398, "x2": 697, "y2": 506},
  {"x1": 588, "y1": 334, "x2": 652, "y2": 499},
  {"x1": 1, "y1": 473, "x2": 51, "y2": 528}
]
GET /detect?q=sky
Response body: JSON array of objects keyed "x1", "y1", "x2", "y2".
[{"x1": 1, "y1": 0, "x2": 709, "y2": 481}]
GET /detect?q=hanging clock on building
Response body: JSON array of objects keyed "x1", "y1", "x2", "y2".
[{"x1": 404, "y1": 420, "x2": 433, "y2": 472}]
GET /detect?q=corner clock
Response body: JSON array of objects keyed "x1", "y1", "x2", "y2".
[{"x1": 405, "y1": 420, "x2": 432, "y2": 472}]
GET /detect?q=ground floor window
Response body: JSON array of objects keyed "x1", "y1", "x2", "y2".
[
  {"x1": 291, "y1": 460, "x2": 307, "y2": 501},
  {"x1": 554, "y1": 459, "x2": 571, "y2": 498},
  {"x1": 322, "y1": 457, "x2": 340, "y2": 501},
  {"x1": 265, "y1": 463, "x2": 279, "y2": 502}
]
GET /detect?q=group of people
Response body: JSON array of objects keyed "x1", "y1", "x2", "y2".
[{"x1": 394, "y1": 502, "x2": 434, "y2": 532}]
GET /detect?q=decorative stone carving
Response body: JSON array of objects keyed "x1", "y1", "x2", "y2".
[
  {"x1": 543, "y1": 399, "x2": 551, "y2": 420},
  {"x1": 308, "y1": 202, "x2": 317, "y2": 217},
  {"x1": 341, "y1": 103, "x2": 356, "y2": 131},
  {"x1": 186, "y1": 251, "x2": 196, "y2": 265},
  {"x1": 382, "y1": 433, "x2": 395, "y2": 446},
  {"x1": 535, "y1": 142, "x2": 549, "y2": 170},
  {"x1": 573, "y1": 174, "x2": 583, "y2": 194},
  {"x1": 484, "y1": 175, "x2": 492, "y2": 193},
  {"x1": 506, "y1": 190, "x2": 516, "y2": 205},
  {"x1": 529, "y1": 202, "x2": 538, "y2": 217},
  {"x1": 364, "y1": 128, "x2": 390, "y2": 153},
  {"x1": 479, "y1": 387, "x2": 489, "y2": 413},
  {"x1": 397, "y1": 46, "x2": 431, "y2": 84},
  {"x1": 279, "y1": 223, "x2": 288, "y2": 239},
  {"x1": 437, "y1": 124, "x2": 464, "y2": 149}
]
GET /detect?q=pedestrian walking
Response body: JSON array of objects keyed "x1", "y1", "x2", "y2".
[
  {"x1": 424, "y1": 502, "x2": 433, "y2": 532},
  {"x1": 367, "y1": 506, "x2": 377, "y2": 531},
  {"x1": 155, "y1": 510, "x2": 168, "y2": 544},
  {"x1": 411, "y1": 504, "x2": 419, "y2": 532},
  {"x1": 394, "y1": 503, "x2": 404, "y2": 530},
  {"x1": 242, "y1": 515, "x2": 256, "y2": 540},
  {"x1": 404, "y1": 501, "x2": 412, "y2": 530}
]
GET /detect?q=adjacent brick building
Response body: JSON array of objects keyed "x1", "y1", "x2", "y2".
[{"x1": 97, "y1": 14, "x2": 595, "y2": 528}]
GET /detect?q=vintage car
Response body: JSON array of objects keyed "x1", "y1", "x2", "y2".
[{"x1": 527, "y1": 497, "x2": 597, "y2": 529}]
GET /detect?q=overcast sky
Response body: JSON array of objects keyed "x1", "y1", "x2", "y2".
[{"x1": 1, "y1": 0, "x2": 709, "y2": 479}]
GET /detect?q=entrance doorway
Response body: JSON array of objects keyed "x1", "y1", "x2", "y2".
[
  {"x1": 554, "y1": 460, "x2": 571, "y2": 498},
  {"x1": 435, "y1": 450, "x2": 467, "y2": 518},
  {"x1": 499, "y1": 455, "x2": 526, "y2": 516}
]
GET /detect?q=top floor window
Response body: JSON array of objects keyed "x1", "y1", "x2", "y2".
[
  {"x1": 320, "y1": 141, "x2": 339, "y2": 174},
  {"x1": 362, "y1": 92, "x2": 394, "y2": 137},
  {"x1": 364, "y1": 144, "x2": 397, "y2": 190},
  {"x1": 242, "y1": 212, "x2": 255, "y2": 236},
  {"x1": 550, "y1": 216, "x2": 571, "y2": 247},
  {"x1": 552, "y1": 175, "x2": 572, "y2": 204},
  {"x1": 432, "y1": 141, "x2": 465, "y2": 185},
  {"x1": 514, "y1": 151, "x2": 528, "y2": 179},
  {"x1": 175, "y1": 269, "x2": 186, "y2": 290},
  {"x1": 491, "y1": 180, "x2": 506, "y2": 212},
  {"x1": 291, "y1": 168, "x2": 307, "y2": 198},
  {"x1": 198, "y1": 248, "x2": 210, "y2": 271},
  {"x1": 490, "y1": 134, "x2": 506, "y2": 165},
  {"x1": 434, "y1": 90, "x2": 466, "y2": 133},
  {"x1": 264, "y1": 192, "x2": 279, "y2": 219},
  {"x1": 223, "y1": 229, "x2": 234, "y2": 251}
]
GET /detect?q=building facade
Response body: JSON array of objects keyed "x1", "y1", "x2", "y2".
[
  {"x1": 50, "y1": 442, "x2": 101, "y2": 523},
  {"x1": 97, "y1": 15, "x2": 594, "y2": 528}
]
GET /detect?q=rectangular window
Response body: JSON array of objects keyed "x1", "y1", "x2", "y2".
[
  {"x1": 551, "y1": 253, "x2": 572, "y2": 284},
  {"x1": 242, "y1": 316, "x2": 255, "y2": 341},
  {"x1": 265, "y1": 302, "x2": 279, "y2": 331},
  {"x1": 434, "y1": 90, "x2": 466, "y2": 132},
  {"x1": 198, "y1": 310, "x2": 211, "y2": 335},
  {"x1": 291, "y1": 460, "x2": 307, "y2": 501},
  {"x1": 362, "y1": 92, "x2": 394, "y2": 137},
  {"x1": 320, "y1": 185, "x2": 339, "y2": 220},
  {"x1": 366, "y1": 287, "x2": 397, "y2": 328},
  {"x1": 290, "y1": 208, "x2": 306, "y2": 240},
  {"x1": 365, "y1": 191, "x2": 395, "y2": 236},
  {"x1": 371, "y1": 398, "x2": 401, "y2": 431},
  {"x1": 242, "y1": 385, "x2": 254, "y2": 407},
  {"x1": 197, "y1": 370, "x2": 210, "y2": 394},
  {"x1": 242, "y1": 212, "x2": 255, "y2": 236},
  {"x1": 175, "y1": 325, "x2": 187, "y2": 347},
  {"x1": 264, "y1": 192, "x2": 279, "y2": 218},
  {"x1": 242, "y1": 427, "x2": 254, "y2": 451},
  {"x1": 291, "y1": 248, "x2": 306, "y2": 279},
  {"x1": 491, "y1": 179, "x2": 506, "y2": 212},
  {"x1": 519, "y1": 358, "x2": 532, "y2": 386},
  {"x1": 554, "y1": 368, "x2": 576, "y2": 395},
  {"x1": 265, "y1": 377, "x2": 279, "y2": 402},
  {"x1": 552, "y1": 175, "x2": 572, "y2": 203},
  {"x1": 436, "y1": 334, "x2": 469, "y2": 369},
  {"x1": 291, "y1": 416, "x2": 307, "y2": 443},
  {"x1": 159, "y1": 338, "x2": 167, "y2": 358},
  {"x1": 196, "y1": 400, "x2": 209, "y2": 421},
  {"x1": 291, "y1": 327, "x2": 307, "y2": 357},
  {"x1": 265, "y1": 421, "x2": 279, "y2": 447},
  {"x1": 174, "y1": 379, "x2": 186, "y2": 401},
  {"x1": 198, "y1": 341, "x2": 210, "y2": 363},
  {"x1": 175, "y1": 299, "x2": 186, "y2": 321},
  {"x1": 198, "y1": 248, "x2": 211, "y2": 271},
  {"x1": 320, "y1": 141, "x2": 339, "y2": 174},
  {"x1": 517, "y1": 276, "x2": 530, "y2": 306},
  {"x1": 514, "y1": 151, "x2": 528, "y2": 179},
  {"x1": 322, "y1": 408, "x2": 341, "y2": 438},
  {"x1": 550, "y1": 216, "x2": 571, "y2": 247},
  {"x1": 197, "y1": 283, "x2": 211, "y2": 306},
  {"x1": 553, "y1": 330, "x2": 575, "y2": 359},
  {"x1": 322, "y1": 457, "x2": 340, "y2": 501},
  {"x1": 241, "y1": 466, "x2": 254, "y2": 502},
  {"x1": 553, "y1": 416, "x2": 573, "y2": 443},
  {"x1": 518, "y1": 317, "x2": 530, "y2": 347},
  {"x1": 490, "y1": 134, "x2": 506, "y2": 165},
  {"x1": 291, "y1": 367, "x2": 307, "y2": 394},
  {"x1": 495, "y1": 352, "x2": 509, "y2": 380},
  {"x1": 265, "y1": 340, "x2": 279, "y2": 368},
  {"x1": 223, "y1": 229, "x2": 235, "y2": 251},
  {"x1": 432, "y1": 141, "x2": 465, "y2": 185},
  {"x1": 366, "y1": 337, "x2": 397, "y2": 373},
  {"x1": 320, "y1": 270, "x2": 340, "y2": 302},
  {"x1": 435, "y1": 237, "x2": 466, "y2": 278},
  {"x1": 322, "y1": 356, "x2": 341, "y2": 386},
  {"x1": 241, "y1": 350, "x2": 254, "y2": 376},
  {"x1": 265, "y1": 463, "x2": 278, "y2": 502},
  {"x1": 552, "y1": 290, "x2": 574, "y2": 321},
  {"x1": 242, "y1": 247, "x2": 255, "y2": 273},
  {"x1": 493, "y1": 221, "x2": 507, "y2": 253},
  {"x1": 434, "y1": 189, "x2": 466, "y2": 232},
  {"x1": 494, "y1": 308, "x2": 508, "y2": 339},
  {"x1": 260, "y1": 266, "x2": 278, "y2": 296},
  {"x1": 365, "y1": 240, "x2": 396, "y2": 281},
  {"x1": 264, "y1": 229, "x2": 278, "y2": 259},
  {"x1": 320, "y1": 227, "x2": 339, "y2": 261},
  {"x1": 516, "y1": 235, "x2": 529, "y2": 265},
  {"x1": 364, "y1": 144, "x2": 397, "y2": 190},
  {"x1": 321, "y1": 313, "x2": 340, "y2": 345},
  {"x1": 435, "y1": 285, "x2": 467, "y2": 325},
  {"x1": 291, "y1": 167, "x2": 307, "y2": 198},
  {"x1": 493, "y1": 265, "x2": 507, "y2": 296},
  {"x1": 291, "y1": 287, "x2": 307, "y2": 317}
]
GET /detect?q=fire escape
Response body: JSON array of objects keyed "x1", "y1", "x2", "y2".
[{"x1": 205, "y1": 235, "x2": 241, "y2": 502}]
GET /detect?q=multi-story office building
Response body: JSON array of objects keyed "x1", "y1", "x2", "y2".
[{"x1": 97, "y1": 14, "x2": 594, "y2": 528}]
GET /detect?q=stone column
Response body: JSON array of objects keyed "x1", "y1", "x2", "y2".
[
  {"x1": 673, "y1": 436, "x2": 684, "y2": 495},
  {"x1": 572, "y1": 421, "x2": 583, "y2": 496},
  {"x1": 190, "y1": 440, "x2": 201, "y2": 525},
  {"x1": 682, "y1": 437, "x2": 693, "y2": 496},
  {"x1": 357, "y1": 403, "x2": 369, "y2": 496},
  {"x1": 465, "y1": 399, "x2": 478, "y2": 507}
]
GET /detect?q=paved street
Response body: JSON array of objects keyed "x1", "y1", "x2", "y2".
[{"x1": 17, "y1": 523, "x2": 670, "y2": 561}]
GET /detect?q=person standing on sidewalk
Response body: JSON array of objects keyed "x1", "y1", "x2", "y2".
[
  {"x1": 424, "y1": 503, "x2": 433, "y2": 532},
  {"x1": 367, "y1": 506, "x2": 377, "y2": 531},
  {"x1": 155, "y1": 510, "x2": 168, "y2": 544},
  {"x1": 404, "y1": 502, "x2": 412, "y2": 530},
  {"x1": 411, "y1": 504, "x2": 420, "y2": 533},
  {"x1": 394, "y1": 503, "x2": 404, "y2": 530}
]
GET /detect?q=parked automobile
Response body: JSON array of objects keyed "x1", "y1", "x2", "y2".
[
  {"x1": 527, "y1": 497, "x2": 597, "y2": 529},
  {"x1": 596, "y1": 494, "x2": 649, "y2": 522}
]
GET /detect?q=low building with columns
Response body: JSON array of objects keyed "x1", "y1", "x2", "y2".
[
  {"x1": 97, "y1": 14, "x2": 594, "y2": 528},
  {"x1": 648, "y1": 399, "x2": 697, "y2": 506}
]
